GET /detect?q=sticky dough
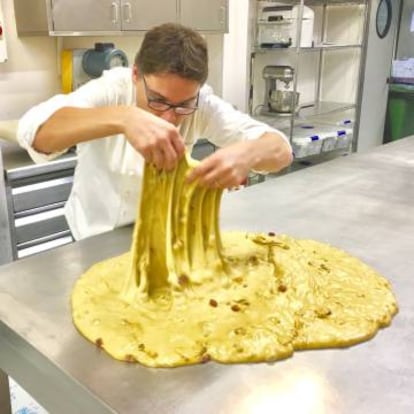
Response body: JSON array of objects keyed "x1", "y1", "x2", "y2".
[{"x1": 71, "y1": 155, "x2": 398, "y2": 367}]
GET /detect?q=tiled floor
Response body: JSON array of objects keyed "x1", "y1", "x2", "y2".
[{"x1": 8, "y1": 378, "x2": 48, "y2": 414}]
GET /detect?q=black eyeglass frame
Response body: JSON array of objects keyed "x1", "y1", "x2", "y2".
[{"x1": 141, "y1": 75, "x2": 199, "y2": 115}]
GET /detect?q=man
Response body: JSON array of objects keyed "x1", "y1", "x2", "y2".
[{"x1": 18, "y1": 23, "x2": 292, "y2": 241}]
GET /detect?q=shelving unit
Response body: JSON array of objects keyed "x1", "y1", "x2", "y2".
[{"x1": 248, "y1": 0, "x2": 368, "y2": 161}]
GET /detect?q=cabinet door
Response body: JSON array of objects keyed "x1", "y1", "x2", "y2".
[
  {"x1": 180, "y1": 0, "x2": 228, "y2": 32},
  {"x1": 51, "y1": 0, "x2": 121, "y2": 32},
  {"x1": 121, "y1": 0, "x2": 177, "y2": 31}
]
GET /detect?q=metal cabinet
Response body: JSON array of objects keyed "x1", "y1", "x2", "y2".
[
  {"x1": 180, "y1": 0, "x2": 228, "y2": 32},
  {"x1": 121, "y1": 0, "x2": 177, "y2": 30},
  {"x1": 51, "y1": 0, "x2": 177, "y2": 32},
  {"x1": 14, "y1": 0, "x2": 228, "y2": 35},
  {"x1": 51, "y1": 0, "x2": 121, "y2": 32},
  {"x1": 0, "y1": 141, "x2": 76, "y2": 264}
]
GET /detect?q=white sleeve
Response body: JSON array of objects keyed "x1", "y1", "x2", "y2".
[
  {"x1": 195, "y1": 88, "x2": 290, "y2": 149},
  {"x1": 17, "y1": 68, "x2": 131, "y2": 163}
]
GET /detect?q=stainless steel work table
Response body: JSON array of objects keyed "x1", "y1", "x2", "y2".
[{"x1": 1, "y1": 137, "x2": 413, "y2": 414}]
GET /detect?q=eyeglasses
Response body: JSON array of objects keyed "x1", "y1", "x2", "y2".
[{"x1": 141, "y1": 75, "x2": 199, "y2": 116}]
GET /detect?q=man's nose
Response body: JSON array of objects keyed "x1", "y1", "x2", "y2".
[{"x1": 159, "y1": 108, "x2": 179, "y2": 125}]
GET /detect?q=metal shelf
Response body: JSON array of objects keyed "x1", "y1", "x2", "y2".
[
  {"x1": 257, "y1": 0, "x2": 366, "y2": 5},
  {"x1": 257, "y1": 20, "x2": 294, "y2": 25},
  {"x1": 253, "y1": 102, "x2": 355, "y2": 122},
  {"x1": 305, "y1": 0, "x2": 366, "y2": 5},
  {"x1": 252, "y1": 46, "x2": 292, "y2": 53},
  {"x1": 252, "y1": 113, "x2": 292, "y2": 130},
  {"x1": 256, "y1": 0, "x2": 300, "y2": 4},
  {"x1": 297, "y1": 101, "x2": 356, "y2": 118},
  {"x1": 249, "y1": 0, "x2": 367, "y2": 161},
  {"x1": 253, "y1": 44, "x2": 362, "y2": 53},
  {"x1": 300, "y1": 44, "x2": 362, "y2": 52}
]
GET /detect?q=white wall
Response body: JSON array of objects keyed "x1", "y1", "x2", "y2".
[
  {"x1": 0, "y1": 0, "x2": 59, "y2": 120},
  {"x1": 0, "y1": 0, "x2": 224, "y2": 121},
  {"x1": 61, "y1": 34, "x2": 224, "y2": 95},
  {"x1": 222, "y1": 0, "x2": 250, "y2": 111},
  {"x1": 357, "y1": 0, "x2": 401, "y2": 152}
]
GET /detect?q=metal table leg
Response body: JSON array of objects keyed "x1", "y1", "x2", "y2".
[
  {"x1": 0, "y1": 369, "x2": 12, "y2": 414},
  {"x1": 0, "y1": 145, "x2": 14, "y2": 265}
]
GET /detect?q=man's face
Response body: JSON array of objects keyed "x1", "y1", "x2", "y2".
[{"x1": 133, "y1": 65, "x2": 200, "y2": 127}]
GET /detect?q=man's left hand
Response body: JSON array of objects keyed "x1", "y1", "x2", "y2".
[{"x1": 186, "y1": 141, "x2": 253, "y2": 188}]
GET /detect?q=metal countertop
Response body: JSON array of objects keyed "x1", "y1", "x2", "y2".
[
  {"x1": 0, "y1": 139, "x2": 34, "y2": 170},
  {"x1": 0, "y1": 139, "x2": 77, "y2": 174},
  {"x1": 0, "y1": 120, "x2": 19, "y2": 144},
  {"x1": 0, "y1": 137, "x2": 413, "y2": 414}
]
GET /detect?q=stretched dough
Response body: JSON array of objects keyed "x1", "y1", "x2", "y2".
[{"x1": 71, "y1": 156, "x2": 398, "y2": 367}]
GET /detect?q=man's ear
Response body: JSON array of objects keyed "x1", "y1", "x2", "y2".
[{"x1": 132, "y1": 64, "x2": 140, "y2": 83}]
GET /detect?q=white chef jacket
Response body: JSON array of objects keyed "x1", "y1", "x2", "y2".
[{"x1": 18, "y1": 67, "x2": 289, "y2": 240}]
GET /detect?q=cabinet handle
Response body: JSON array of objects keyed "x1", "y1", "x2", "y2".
[
  {"x1": 123, "y1": 2, "x2": 132, "y2": 23},
  {"x1": 219, "y1": 5, "x2": 226, "y2": 26},
  {"x1": 111, "y1": 2, "x2": 119, "y2": 24}
]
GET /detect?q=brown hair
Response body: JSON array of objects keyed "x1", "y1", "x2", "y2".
[{"x1": 135, "y1": 23, "x2": 208, "y2": 84}]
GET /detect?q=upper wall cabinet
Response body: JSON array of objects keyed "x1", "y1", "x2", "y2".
[
  {"x1": 51, "y1": 0, "x2": 178, "y2": 32},
  {"x1": 180, "y1": 0, "x2": 228, "y2": 32},
  {"x1": 14, "y1": 0, "x2": 228, "y2": 36},
  {"x1": 120, "y1": 0, "x2": 178, "y2": 31},
  {"x1": 51, "y1": 0, "x2": 123, "y2": 32}
]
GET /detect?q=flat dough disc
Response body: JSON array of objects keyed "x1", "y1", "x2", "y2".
[{"x1": 72, "y1": 231, "x2": 398, "y2": 367}]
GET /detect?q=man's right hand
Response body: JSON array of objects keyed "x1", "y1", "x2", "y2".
[{"x1": 123, "y1": 107, "x2": 185, "y2": 171}]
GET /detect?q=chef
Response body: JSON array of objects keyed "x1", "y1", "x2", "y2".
[{"x1": 17, "y1": 22, "x2": 292, "y2": 241}]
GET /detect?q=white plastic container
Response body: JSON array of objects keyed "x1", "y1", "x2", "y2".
[
  {"x1": 292, "y1": 136, "x2": 323, "y2": 158},
  {"x1": 282, "y1": 124, "x2": 324, "y2": 158},
  {"x1": 336, "y1": 126, "x2": 353, "y2": 149},
  {"x1": 285, "y1": 123, "x2": 353, "y2": 159},
  {"x1": 309, "y1": 112, "x2": 354, "y2": 151}
]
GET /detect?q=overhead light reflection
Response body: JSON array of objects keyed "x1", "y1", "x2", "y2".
[{"x1": 229, "y1": 368, "x2": 339, "y2": 414}]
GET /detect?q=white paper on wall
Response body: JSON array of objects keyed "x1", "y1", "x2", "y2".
[
  {"x1": 0, "y1": 1, "x2": 8, "y2": 63},
  {"x1": 392, "y1": 58, "x2": 414, "y2": 78}
]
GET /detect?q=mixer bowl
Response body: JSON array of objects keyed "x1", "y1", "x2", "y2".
[{"x1": 269, "y1": 90, "x2": 300, "y2": 113}]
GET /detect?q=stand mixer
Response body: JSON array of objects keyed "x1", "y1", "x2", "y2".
[{"x1": 261, "y1": 65, "x2": 299, "y2": 115}]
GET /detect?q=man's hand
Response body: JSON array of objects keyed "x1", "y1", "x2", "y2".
[
  {"x1": 187, "y1": 141, "x2": 253, "y2": 188},
  {"x1": 123, "y1": 107, "x2": 185, "y2": 171},
  {"x1": 187, "y1": 133, "x2": 292, "y2": 188}
]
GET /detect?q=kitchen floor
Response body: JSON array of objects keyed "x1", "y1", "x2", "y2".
[{"x1": 9, "y1": 378, "x2": 48, "y2": 414}]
